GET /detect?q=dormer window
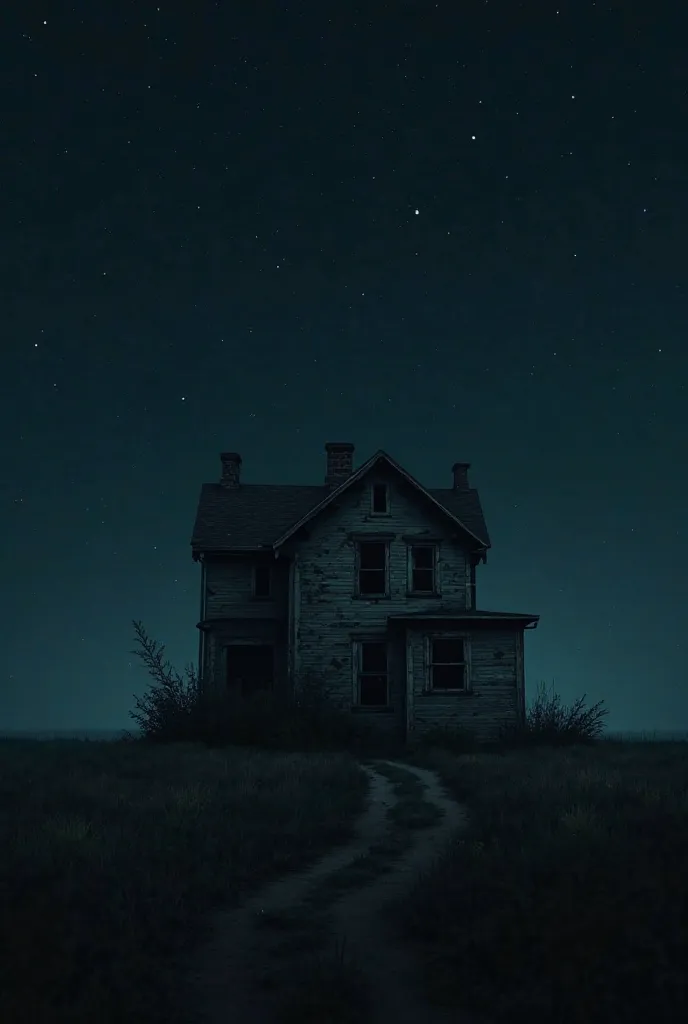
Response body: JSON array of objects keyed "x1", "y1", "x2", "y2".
[
  {"x1": 371, "y1": 483, "x2": 389, "y2": 515},
  {"x1": 253, "y1": 563, "x2": 271, "y2": 599}
]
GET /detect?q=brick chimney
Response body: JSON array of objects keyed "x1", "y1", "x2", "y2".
[
  {"x1": 220, "y1": 452, "x2": 242, "y2": 489},
  {"x1": 325, "y1": 442, "x2": 354, "y2": 487},
  {"x1": 451, "y1": 462, "x2": 471, "y2": 491}
]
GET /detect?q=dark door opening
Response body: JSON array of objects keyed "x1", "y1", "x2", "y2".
[{"x1": 226, "y1": 644, "x2": 274, "y2": 697}]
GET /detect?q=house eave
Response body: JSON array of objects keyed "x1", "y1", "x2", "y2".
[
  {"x1": 388, "y1": 610, "x2": 540, "y2": 628},
  {"x1": 191, "y1": 544, "x2": 273, "y2": 561},
  {"x1": 196, "y1": 615, "x2": 286, "y2": 632}
]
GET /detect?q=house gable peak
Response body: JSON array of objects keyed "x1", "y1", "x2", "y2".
[{"x1": 272, "y1": 448, "x2": 486, "y2": 551}]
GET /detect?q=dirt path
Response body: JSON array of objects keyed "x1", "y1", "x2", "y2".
[{"x1": 184, "y1": 759, "x2": 473, "y2": 1023}]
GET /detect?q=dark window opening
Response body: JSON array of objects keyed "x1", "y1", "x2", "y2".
[
  {"x1": 372, "y1": 484, "x2": 388, "y2": 514},
  {"x1": 358, "y1": 641, "x2": 388, "y2": 705},
  {"x1": 430, "y1": 638, "x2": 466, "y2": 690},
  {"x1": 411, "y1": 545, "x2": 436, "y2": 593},
  {"x1": 358, "y1": 541, "x2": 387, "y2": 595},
  {"x1": 254, "y1": 563, "x2": 271, "y2": 598},
  {"x1": 226, "y1": 644, "x2": 274, "y2": 697}
]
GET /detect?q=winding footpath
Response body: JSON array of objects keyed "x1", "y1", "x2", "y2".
[{"x1": 184, "y1": 760, "x2": 476, "y2": 1023}]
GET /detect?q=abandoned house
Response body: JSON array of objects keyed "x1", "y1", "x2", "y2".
[{"x1": 190, "y1": 443, "x2": 539, "y2": 743}]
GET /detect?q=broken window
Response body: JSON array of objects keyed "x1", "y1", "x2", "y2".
[
  {"x1": 371, "y1": 483, "x2": 389, "y2": 514},
  {"x1": 410, "y1": 544, "x2": 436, "y2": 593},
  {"x1": 253, "y1": 563, "x2": 271, "y2": 598},
  {"x1": 357, "y1": 641, "x2": 389, "y2": 705},
  {"x1": 357, "y1": 541, "x2": 388, "y2": 595},
  {"x1": 430, "y1": 637, "x2": 466, "y2": 690}
]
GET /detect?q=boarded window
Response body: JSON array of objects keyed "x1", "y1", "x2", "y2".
[
  {"x1": 358, "y1": 541, "x2": 388, "y2": 595},
  {"x1": 372, "y1": 483, "x2": 389, "y2": 514},
  {"x1": 410, "y1": 544, "x2": 436, "y2": 593},
  {"x1": 357, "y1": 641, "x2": 389, "y2": 706},
  {"x1": 430, "y1": 637, "x2": 466, "y2": 690},
  {"x1": 253, "y1": 563, "x2": 271, "y2": 598}
]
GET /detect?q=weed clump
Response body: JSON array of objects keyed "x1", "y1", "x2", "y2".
[
  {"x1": 127, "y1": 620, "x2": 395, "y2": 756},
  {"x1": 496, "y1": 677, "x2": 609, "y2": 749}
]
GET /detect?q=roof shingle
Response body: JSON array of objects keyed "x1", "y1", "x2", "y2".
[{"x1": 190, "y1": 481, "x2": 491, "y2": 556}]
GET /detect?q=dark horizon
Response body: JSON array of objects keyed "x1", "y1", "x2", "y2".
[
  {"x1": 4, "y1": 727, "x2": 688, "y2": 744},
  {"x1": 3, "y1": 3, "x2": 687, "y2": 737}
]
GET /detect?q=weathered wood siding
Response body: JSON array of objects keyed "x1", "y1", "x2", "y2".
[
  {"x1": 201, "y1": 554, "x2": 290, "y2": 696},
  {"x1": 286, "y1": 465, "x2": 475, "y2": 737},
  {"x1": 408, "y1": 628, "x2": 520, "y2": 742},
  {"x1": 204, "y1": 555, "x2": 290, "y2": 620}
]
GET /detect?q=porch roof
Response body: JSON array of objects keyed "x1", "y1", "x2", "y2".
[{"x1": 388, "y1": 608, "x2": 539, "y2": 628}]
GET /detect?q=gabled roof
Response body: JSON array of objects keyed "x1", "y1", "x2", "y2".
[
  {"x1": 191, "y1": 449, "x2": 490, "y2": 557},
  {"x1": 272, "y1": 450, "x2": 487, "y2": 550}
]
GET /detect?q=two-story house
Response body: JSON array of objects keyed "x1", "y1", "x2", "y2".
[{"x1": 190, "y1": 442, "x2": 539, "y2": 744}]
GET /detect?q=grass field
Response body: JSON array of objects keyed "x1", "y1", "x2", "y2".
[
  {"x1": 0, "y1": 737, "x2": 368, "y2": 1024},
  {"x1": 3, "y1": 733, "x2": 687, "y2": 1024},
  {"x1": 390, "y1": 738, "x2": 688, "y2": 1024},
  {"x1": 5, "y1": 631, "x2": 687, "y2": 1024}
]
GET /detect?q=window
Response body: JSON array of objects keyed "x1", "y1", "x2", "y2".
[
  {"x1": 355, "y1": 641, "x2": 389, "y2": 706},
  {"x1": 371, "y1": 483, "x2": 389, "y2": 514},
  {"x1": 357, "y1": 541, "x2": 388, "y2": 595},
  {"x1": 429, "y1": 637, "x2": 467, "y2": 690},
  {"x1": 226, "y1": 643, "x2": 274, "y2": 695},
  {"x1": 409, "y1": 544, "x2": 437, "y2": 594},
  {"x1": 253, "y1": 563, "x2": 271, "y2": 598}
]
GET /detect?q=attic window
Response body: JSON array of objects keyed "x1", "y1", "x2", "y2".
[
  {"x1": 371, "y1": 483, "x2": 389, "y2": 515},
  {"x1": 253, "y1": 563, "x2": 271, "y2": 599}
]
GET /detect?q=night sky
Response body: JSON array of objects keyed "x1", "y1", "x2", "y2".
[{"x1": 3, "y1": 3, "x2": 687, "y2": 737}]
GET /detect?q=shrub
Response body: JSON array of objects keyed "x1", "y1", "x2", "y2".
[
  {"x1": 126, "y1": 620, "x2": 200, "y2": 742},
  {"x1": 126, "y1": 621, "x2": 381, "y2": 753},
  {"x1": 405, "y1": 682, "x2": 608, "y2": 757},
  {"x1": 496, "y1": 679, "x2": 609, "y2": 749}
]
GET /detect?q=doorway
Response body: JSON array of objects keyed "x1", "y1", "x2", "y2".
[{"x1": 226, "y1": 644, "x2": 274, "y2": 697}]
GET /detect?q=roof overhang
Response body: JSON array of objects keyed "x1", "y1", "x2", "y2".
[
  {"x1": 192, "y1": 545, "x2": 273, "y2": 561},
  {"x1": 271, "y1": 449, "x2": 489, "y2": 553},
  {"x1": 388, "y1": 611, "x2": 540, "y2": 629}
]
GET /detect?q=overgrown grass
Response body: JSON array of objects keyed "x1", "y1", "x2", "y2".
[
  {"x1": 248, "y1": 900, "x2": 372, "y2": 1024},
  {"x1": 0, "y1": 737, "x2": 368, "y2": 1024},
  {"x1": 271, "y1": 936, "x2": 371, "y2": 1024},
  {"x1": 390, "y1": 738, "x2": 688, "y2": 1023}
]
